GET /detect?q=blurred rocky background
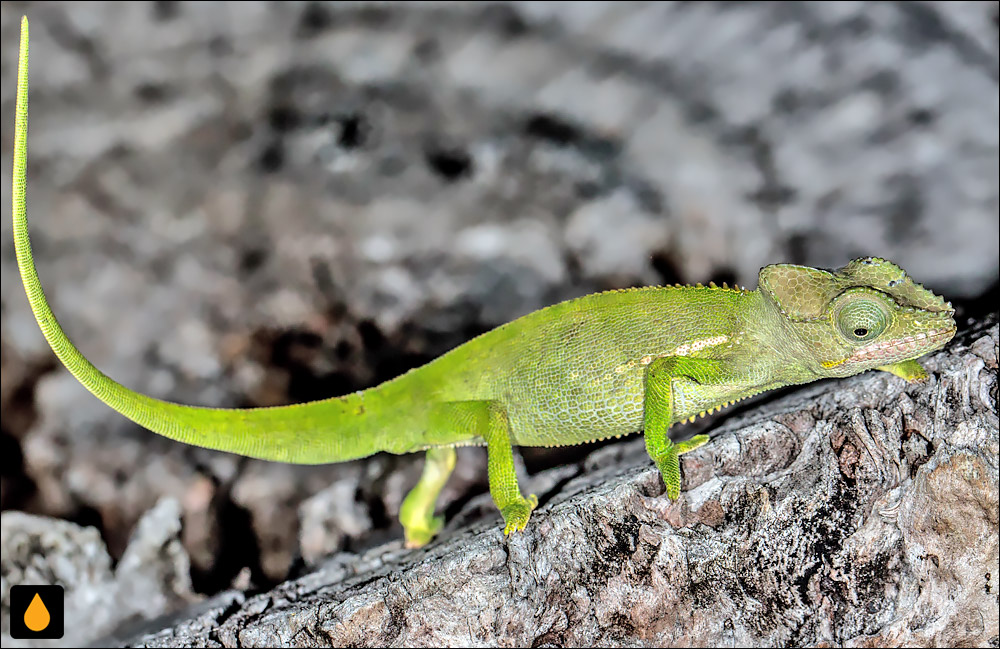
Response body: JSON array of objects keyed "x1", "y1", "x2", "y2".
[{"x1": 0, "y1": 1, "x2": 997, "y2": 646}]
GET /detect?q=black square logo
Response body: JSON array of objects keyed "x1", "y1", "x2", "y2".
[{"x1": 9, "y1": 585, "x2": 64, "y2": 639}]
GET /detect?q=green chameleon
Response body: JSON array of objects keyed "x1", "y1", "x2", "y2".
[{"x1": 10, "y1": 18, "x2": 956, "y2": 547}]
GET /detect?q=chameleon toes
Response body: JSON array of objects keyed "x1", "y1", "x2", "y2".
[
  {"x1": 675, "y1": 433, "x2": 711, "y2": 454},
  {"x1": 663, "y1": 474, "x2": 681, "y2": 501},
  {"x1": 403, "y1": 515, "x2": 445, "y2": 549},
  {"x1": 501, "y1": 495, "x2": 538, "y2": 535}
]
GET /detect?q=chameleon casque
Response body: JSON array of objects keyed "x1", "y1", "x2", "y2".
[{"x1": 10, "y1": 18, "x2": 957, "y2": 547}]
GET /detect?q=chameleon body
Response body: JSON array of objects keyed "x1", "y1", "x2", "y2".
[{"x1": 10, "y1": 19, "x2": 957, "y2": 547}]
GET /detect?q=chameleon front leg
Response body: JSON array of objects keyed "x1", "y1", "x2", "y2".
[
  {"x1": 644, "y1": 356, "x2": 728, "y2": 499},
  {"x1": 399, "y1": 446, "x2": 456, "y2": 548}
]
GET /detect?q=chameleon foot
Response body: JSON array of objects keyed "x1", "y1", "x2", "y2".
[
  {"x1": 403, "y1": 514, "x2": 445, "y2": 549},
  {"x1": 877, "y1": 359, "x2": 929, "y2": 382},
  {"x1": 675, "y1": 433, "x2": 711, "y2": 454},
  {"x1": 656, "y1": 434, "x2": 710, "y2": 500},
  {"x1": 501, "y1": 494, "x2": 538, "y2": 535}
]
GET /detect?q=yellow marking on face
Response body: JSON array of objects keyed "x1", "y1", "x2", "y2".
[{"x1": 821, "y1": 358, "x2": 847, "y2": 369}]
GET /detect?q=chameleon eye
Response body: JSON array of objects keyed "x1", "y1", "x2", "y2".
[{"x1": 836, "y1": 298, "x2": 889, "y2": 342}]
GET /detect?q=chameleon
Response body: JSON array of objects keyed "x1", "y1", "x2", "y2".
[{"x1": 9, "y1": 17, "x2": 956, "y2": 547}]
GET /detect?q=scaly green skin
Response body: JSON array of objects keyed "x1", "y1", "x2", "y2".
[{"x1": 10, "y1": 19, "x2": 957, "y2": 547}]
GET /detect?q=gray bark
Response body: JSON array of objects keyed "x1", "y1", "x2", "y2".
[
  {"x1": 1, "y1": 499, "x2": 198, "y2": 648},
  {"x1": 117, "y1": 319, "x2": 998, "y2": 648}
]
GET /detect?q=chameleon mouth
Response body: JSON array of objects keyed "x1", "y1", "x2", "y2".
[{"x1": 849, "y1": 326, "x2": 955, "y2": 363}]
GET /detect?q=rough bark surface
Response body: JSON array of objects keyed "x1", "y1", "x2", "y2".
[
  {"x1": 1, "y1": 499, "x2": 198, "y2": 648},
  {"x1": 115, "y1": 319, "x2": 998, "y2": 648}
]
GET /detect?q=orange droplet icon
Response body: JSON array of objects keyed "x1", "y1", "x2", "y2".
[{"x1": 24, "y1": 592, "x2": 50, "y2": 632}]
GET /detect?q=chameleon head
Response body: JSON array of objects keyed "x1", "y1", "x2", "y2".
[{"x1": 759, "y1": 257, "x2": 957, "y2": 378}]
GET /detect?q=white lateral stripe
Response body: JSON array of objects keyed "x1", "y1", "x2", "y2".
[{"x1": 673, "y1": 335, "x2": 729, "y2": 357}]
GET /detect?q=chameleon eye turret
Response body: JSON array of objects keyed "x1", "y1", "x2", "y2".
[{"x1": 834, "y1": 293, "x2": 890, "y2": 343}]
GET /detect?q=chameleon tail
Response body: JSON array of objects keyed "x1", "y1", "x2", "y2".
[{"x1": 10, "y1": 17, "x2": 383, "y2": 465}]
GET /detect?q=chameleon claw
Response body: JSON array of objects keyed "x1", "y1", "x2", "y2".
[
  {"x1": 657, "y1": 435, "x2": 710, "y2": 500},
  {"x1": 657, "y1": 451, "x2": 682, "y2": 500},
  {"x1": 403, "y1": 514, "x2": 445, "y2": 549},
  {"x1": 664, "y1": 475, "x2": 681, "y2": 501},
  {"x1": 501, "y1": 494, "x2": 538, "y2": 535},
  {"x1": 675, "y1": 433, "x2": 711, "y2": 454}
]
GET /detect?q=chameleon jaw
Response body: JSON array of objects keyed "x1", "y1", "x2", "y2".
[
  {"x1": 821, "y1": 326, "x2": 955, "y2": 370},
  {"x1": 849, "y1": 327, "x2": 955, "y2": 363}
]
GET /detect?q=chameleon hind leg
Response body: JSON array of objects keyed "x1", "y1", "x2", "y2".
[
  {"x1": 644, "y1": 356, "x2": 729, "y2": 499},
  {"x1": 399, "y1": 446, "x2": 456, "y2": 548},
  {"x1": 432, "y1": 400, "x2": 537, "y2": 536}
]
